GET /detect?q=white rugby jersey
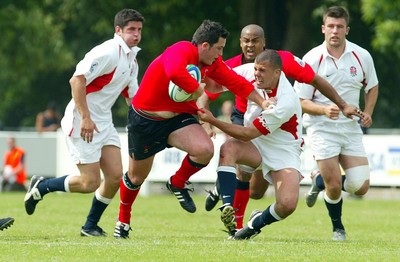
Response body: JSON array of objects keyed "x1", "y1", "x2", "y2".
[
  {"x1": 62, "y1": 34, "x2": 140, "y2": 137},
  {"x1": 234, "y1": 63, "x2": 303, "y2": 147},
  {"x1": 294, "y1": 40, "x2": 378, "y2": 126}
]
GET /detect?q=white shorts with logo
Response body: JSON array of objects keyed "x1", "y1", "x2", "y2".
[
  {"x1": 306, "y1": 120, "x2": 366, "y2": 160},
  {"x1": 65, "y1": 125, "x2": 121, "y2": 164},
  {"x1": 238, "y1": 138, "x2": 302, "y2": 184}
]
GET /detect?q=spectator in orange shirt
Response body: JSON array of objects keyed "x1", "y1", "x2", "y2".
[{"x1": 1, "y1": 137, "x2": 27, "y2": 191}]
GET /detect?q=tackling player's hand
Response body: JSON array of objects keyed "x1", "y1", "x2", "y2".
[
  {"x1": 197, "y1": 108, "x2": 216, "y2": 138},
  {"x1": 342, "y1": 104, "x2": 364, "y2": 120}
]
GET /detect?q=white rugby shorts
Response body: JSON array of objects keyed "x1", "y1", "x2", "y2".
[
  {"x1": 65, "y1": 125, "x2": 121, "y2": 164},
  {"x1": 306, "y1": 121, "x2": 366, "y2": 160},
  {"x1": 238, "y1": 138, "x2": 302, "y2": 184}
]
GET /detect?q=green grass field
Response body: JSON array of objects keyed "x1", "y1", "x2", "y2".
[{"x1": 1, "y1": 190, "x2": 399, "y2": 261}]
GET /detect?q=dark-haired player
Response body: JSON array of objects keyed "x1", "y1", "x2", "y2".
[
  {"x1": 24, "y1": 9, "x2": 145, "y2": 237},
  {"x1": 114, "y1": 19, "x2": 270, "y2": 239},
  {"x1": 294, "y1": 6, "x2": 378, "y2": 241}
]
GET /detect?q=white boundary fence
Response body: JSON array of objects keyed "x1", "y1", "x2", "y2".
[{"x1": 1, "y1": 130, "x2": 400, "y2": 195}]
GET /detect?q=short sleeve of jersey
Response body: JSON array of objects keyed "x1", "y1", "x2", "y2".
[
  {"x1": 279, "y1": 50, "x2": 315, "y2": 84},
  {"x1": 294, "y1": 80, "x2": 314, "y2": 100},
  {"x1": 252, "y1": 93, "x2": 298, "y2": 135},
  {"x1": 293, "y1": 49, "x2": 319, "y2": 100},
  {"x1": 74, "y1": 43, "x2": 117, "y2": 85},
  {"x1": 359, "y1": 49, "x2": 379, "y2": 93}
]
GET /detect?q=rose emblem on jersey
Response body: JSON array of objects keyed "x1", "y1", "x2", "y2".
[{"x1": 349, "y1": 66, "x2": 357, "y2": 77}]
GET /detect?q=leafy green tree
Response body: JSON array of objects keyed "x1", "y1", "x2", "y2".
[
  {"x1": 0, "y1": 2, "x2": 74, "y2": 128},
  {"x1": 0, "y1": 0, "x2": 398, "y2": 129},
  {"x1": 362, "y1": 0, "x2": 400, "y2": 57},
  {"x1": 361, "y1": 0, "x2": 400, "y2": 128}
]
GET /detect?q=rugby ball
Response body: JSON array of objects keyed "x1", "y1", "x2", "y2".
[{"x1": 168, "y1": 64, "x2": 201, "y2": 102}]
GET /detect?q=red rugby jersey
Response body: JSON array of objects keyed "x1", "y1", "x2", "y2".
[{"x1": 132, "y1": 41, "x2": 255, "y2": 115}]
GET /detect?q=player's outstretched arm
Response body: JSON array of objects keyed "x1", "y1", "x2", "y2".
[
  {"x1": 198, "y1": 108, "x2": 261, "y2": 141},
  {"x1": 311, "y1": 75, "x2": 363, "y2": 119}
]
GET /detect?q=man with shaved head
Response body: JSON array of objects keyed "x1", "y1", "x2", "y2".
[{"x1": 238, "y1": 24, "x2": 266, "y2": 64}]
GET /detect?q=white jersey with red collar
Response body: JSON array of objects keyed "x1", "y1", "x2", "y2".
[
  {"x1": 294, "y1": 39, "x2": 378, "y2": 127},
  {"x1": 234, "y1": 63, "x2": 303, "y2": 147},
  {"x1": 61, "y1": 34, "x2": 140, "y2": 137}
]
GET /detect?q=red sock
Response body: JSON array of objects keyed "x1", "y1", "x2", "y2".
[
  {"x1": 171, "y1": 154, "x2": 206, "y2": 188},
  {"x1": 118, "y1": 178, "x2": 140, "y2": 224},
  {"x1": 233, "y1": 188, "x2": 250, "y2": 229}
]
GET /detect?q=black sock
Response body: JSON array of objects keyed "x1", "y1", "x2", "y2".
[
  {"x1": 38, "y1": 175, "x2": 68, "y2": 196},
  {"x1": 316, "y1": 175, "x2": 325, "y2": 190},
  {"x1": 217, "y1": 166, "x2": 237, "y2": 206},
  {"x1": 236, "y1": 179, "x2": 250, "y2": 190},
  {"x1": 83, "y1": 194, "x2": 109, "y2": 230},
  {"x1": 252, "y1": 205, "x2": 279, "y2": 230},
  {"x1": 324, "y1": 197, "x2": 345, "y2": 231}
]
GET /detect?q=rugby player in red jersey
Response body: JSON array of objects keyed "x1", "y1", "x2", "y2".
[{"x1": 114, "y1": 20, "x2": 270, "y2": 239}]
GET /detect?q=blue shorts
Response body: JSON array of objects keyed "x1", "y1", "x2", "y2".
[
  {"x1": 230, "y1": 106, "x2": 244, "y2": 126},
  {"x1": 128, "y1": 106, "x2": 199, "y2": 160}
]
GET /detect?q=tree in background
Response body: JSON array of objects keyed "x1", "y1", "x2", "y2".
[
  {"x1": 0, "y1": 2, "x2": 73, "y2": 129},
  {"x1": 361, "y1": 0, "x2": 400, "y2": 127},
  {"x1": 0, "y1": 0, "x2": 398, "y2": 129}
]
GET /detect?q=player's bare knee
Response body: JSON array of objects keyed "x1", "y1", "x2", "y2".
[
  {"x1": 104, "y1": 172, "x2": 123, "y2": 186},
  {"x1": 276, "y1": 205, "x2": 296, "y2": 219},
  {"x1": 343, "y1": 165, "x2": 370, "y2": 194},
  {"x1": 250, "y1": 190, "x2": 264, "y2": 199},
  {"x1": 189, "y1": 151, "x2": 213, "y2": 166},
  {"x1": 194, "y1": 144, "x2": 214, "y2": 162},
  {"x1": 131, "y1": 176, "x2": 144, "y2": 185},
  {"x1": 325, "y1": 182, "x2": 342, "y2": 196},
  {"x1": 219, "y1": 146, "x2": 238, "y2": 164},
  {"x1": 276, "y1": 200, "x2": 297, "y2": 218},
  {"x1": 220, "y1": 140, "x2": 241, "y2": 156}
]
